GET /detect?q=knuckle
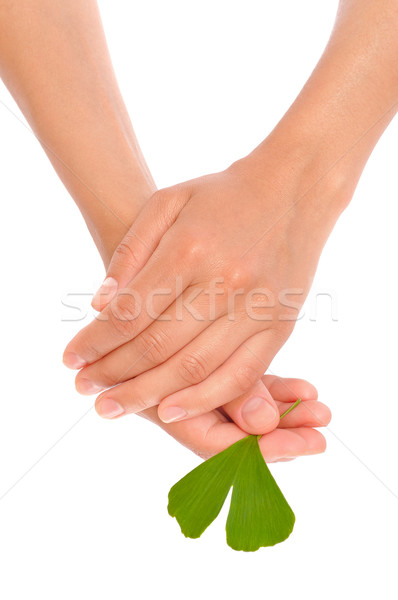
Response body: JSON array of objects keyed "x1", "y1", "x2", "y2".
[
  {"x1": 196, "y1": 392, "x2": 215, "y2": 415},
  {"x1": 185, "y1": 238, "x2": 206, "y2": 262},
  {"x1": 108, "y1": 295, "x2": 139, "y2": 339},
  {"x1": 112, "y1": 240, "x2": 141, "y2": 273},
  {"x1": 271, "y1": 322, "x2": 294, "y2": 346},
  {"x1": 224, "y1": 261, "x2": 252, "y2": 290},
  {"x1": 151, "y1": 188, "x2": 172, "y2": 205},
  {"x1": 78, "y1": 338, "x2": 102, "y2": 363},
  {"x1": 130, "y1": 393, "x2": 150, "y2": 413},
  {"x1": 178, "y1": 351, "x2": 209, "y2": 385},
  {"x1": 151, "y1": 188, "x2": 172, "y2": 208},
  {"x1": 174, "y1": 229, "x2": 206, "y2": 264},
  {"x1": 152, "y1": 189, "x2": 183, "y2": 229},
  {"x1": 136, "y1": 329, "x2": 170, "y2": 364},
  {"x1": 234, "y1": 362, "x2": 260, "y2": 393},
  {"x1": 92, "y1": 362, "x2": 118, "y2": 386}
]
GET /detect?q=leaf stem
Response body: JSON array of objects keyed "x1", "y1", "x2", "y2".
[{"x1": 279, "y1": 398, "x2": 301, "y2": 421}]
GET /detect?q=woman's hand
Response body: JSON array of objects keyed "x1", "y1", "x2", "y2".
[
  {"x1": 64, "y1": 150, "x2": 341, "y2": 424},
  {"x1": 129, "y1": 375, "x2": 331, "y2": 462}
]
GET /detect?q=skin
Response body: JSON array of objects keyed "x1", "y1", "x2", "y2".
[
  {"x1": 0, "y1": 0, "x2": 331, "y2": 460},
  {"x1": 64, "y1": 0, "x2": 398, "y2": 424}
]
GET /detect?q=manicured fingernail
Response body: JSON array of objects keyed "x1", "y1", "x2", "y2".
[
  {"x1": 63, "y1": 352, "x2": 87, "y2": 370},
  {"x1": 242, "y1": 396, "x2": 278, "y2": 429},
  {"x1": 160, "y1": 406, "x2": 187, "y2": 423},
  {"x1": 92, "y1": 277, "x2": 118, "y2": 308},
  {"x1": 76, "y1": 378, "x2": 104, "y2": 395},
  {"x1": 96, "y1": 398, "x2": 125, "y2": 419}
]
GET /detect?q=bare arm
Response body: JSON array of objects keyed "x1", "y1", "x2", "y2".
[{"x1": 0, "y1": 0, "x2": 155, "y2": 264}]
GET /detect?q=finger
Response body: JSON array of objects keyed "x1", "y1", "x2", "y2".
[
  {"x1": 263, "y1": 375, "x2": 318, "y2": 403},
  {"x1": 75, "y1": 284, "x2": 228, "y2": 393},
  {"x1": 262, "y1": 375, "x2": 331, "y2": 427},
  {"x1": 221, "y1": 379, "x2": 280, "y2": 435},
  {"x1": 156, "y1": 329, "x2": 283, "y2": 422},
  {"x1": 138, "y1": 406, "x2": 241, "y2": 460},
  {"x1": 141, "y1": 404, "x2": 326, "y2": 462},
  {"x1": 92, "y1": 188, "x2": 189, "y2": 311},
  {"x1": 221, "y1": 376, "x2": 329, "y2": 435},
  {"x1": 91, "y1": 317, "x2": 262, "y2": 415},
  {"x1": 277, "y1": 399, "x2": 331, "y2": 428},
  {"x1": 63, "y1": 232, "x2": 193, "y2": 368},
  {"x1": 258, "y1": 427, "x2": 327, "y2": 462}
]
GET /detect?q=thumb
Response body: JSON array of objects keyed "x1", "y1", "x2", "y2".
[
  {"x1": 222, "y1": 379, "x2": 280, "y2": 435},
  {"x1": 92, "y1": 188, "x2": 187, "y2": 311}
]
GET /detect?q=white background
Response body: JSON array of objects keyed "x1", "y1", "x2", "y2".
[{"x1": 0, "y1": 1, "x2": 397, "y2": 598}]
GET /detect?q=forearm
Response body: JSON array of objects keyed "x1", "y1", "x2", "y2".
[
  {"x1": 247, "y1": 0, "x2": 398, "y2": 227},
  {"x1": 0, "y1": 0, "x2": 154, "y2": 264}
]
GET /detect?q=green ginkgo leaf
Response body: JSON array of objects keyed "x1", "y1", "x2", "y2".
[
  {"x1": 167, "y1": 436, "x2": 247, "y2": 539},
  {"x1": 225, "y1": 435, "x2": 295, "y2": 551},
  {"x1": 168, "y1": 399, "x2": 300, "y2": 551}
]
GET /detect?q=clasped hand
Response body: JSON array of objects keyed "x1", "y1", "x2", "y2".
[
  {"x1": 63, "y1": 153, "x2": 331, "y2": 435},
  {"x1": 63, "y1": 154, "x2": 332, "y2": 457}
]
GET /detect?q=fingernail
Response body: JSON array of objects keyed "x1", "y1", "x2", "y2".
[
  {"x1": 242, "y1": 396, "x2": 278, "y2": 429},
  {"x1": 96, "y1": 398, "x2": 125, "y2": 419},
  {"x1": 92, "y1": 277, "x2": 118, "y2": 307},
  {"x1": 160, "y1": 406, "x2": 187, "y2": 423},
  {"x1": 76, "y1": 378, "x2": 104, "y2": 395},
  {"x1": 63, "y1": 352, "x2": 87, "y2": 370}
]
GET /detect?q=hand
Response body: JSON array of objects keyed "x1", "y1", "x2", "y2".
[
  {"x1": 132, "y1": 375, "x2": 331, "y2": 461},
  {"x1": 64, "y1": 149, "x2": 341, "y2": 423}
]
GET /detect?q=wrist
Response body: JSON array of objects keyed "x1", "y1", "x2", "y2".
[
  {"x1": 233, "y1": 0, "x2": 398, "y2": 236},
  {"x1": 89, "y1": 177, "x2": 152, "y2": 269},
  {"x1": 230, "y1": 127, "x2": 354, "y2": 244}
]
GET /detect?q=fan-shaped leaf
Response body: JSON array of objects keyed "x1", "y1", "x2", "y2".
[
  {"x1": 168, "y1": 435, "x2": 295, "y2": 550},
  {"x1": 226, "y1": 435, "x2": 295, "y2": 551},
  {"x1": 168, "y1": 436, "x2": 248, "y2": 538}
]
